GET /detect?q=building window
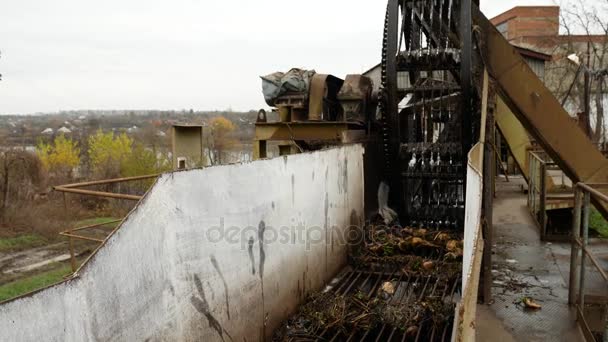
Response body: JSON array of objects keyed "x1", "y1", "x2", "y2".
[
  {"x1": 497, "y1": 22, "x2": 509, "y2": 38},
  {"x1": 177, "y1": 157, "x2": 186, "y2": 170}
]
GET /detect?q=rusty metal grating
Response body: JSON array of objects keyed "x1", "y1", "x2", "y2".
[{"x1": 281, "y1": 269, "x2": 460, "y2": 342}]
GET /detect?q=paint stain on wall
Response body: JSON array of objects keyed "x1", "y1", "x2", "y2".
[
  {"x1": 247, "y1": 237, "x2": 256, "y2": 275},
  {"x1": 343, "y1": 157, "x2": 349, "y2": 194},
  {"x1": 258, "y1": 221, "x2": 266, "y2": 280},
  {"x1": 291, "y1": 174, "x2": 295, "y2": 205},
  {"x1": 190, "y1": 275, "x2": 233, "y2": 342},
  {"x1": 324, "y1": 192, "x2": 329, "y2": 274},
  {"x1": 258, "y1": 220, "x2": 267, "y2": 341},
  {"x1": 210, "y1": 255, "x2": 231, "y2": 320}
]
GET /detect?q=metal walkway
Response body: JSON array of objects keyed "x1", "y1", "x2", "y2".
[
  {"x1": 476, "y1": 177, "x2": 583, "y2": 342},
  {"x1": 473, "y1": 6, "x2": 608, "y2": 216}
]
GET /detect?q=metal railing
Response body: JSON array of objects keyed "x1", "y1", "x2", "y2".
[
  {"x1": 54, "y1": 174, "x2": 160, "y2": 201},
  {"x1": 59, "y1": 219, "x2": 123, "y2": 272},
  {"x1": 54, "y1": 174, "x2": 160, "y2": 272},
  {"x1": 528, "y1": 150, "x2": 574, "y2": 240},
  {"x1": 569, "y1": 182, "x2": 608, "y2": 341},
  {"x1": 528, "y1": 151, "x2": 547, "y2": 237}
]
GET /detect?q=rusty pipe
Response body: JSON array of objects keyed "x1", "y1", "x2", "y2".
[{"x1": 54, "y1": 187, "x2": 142, "y2": 201}]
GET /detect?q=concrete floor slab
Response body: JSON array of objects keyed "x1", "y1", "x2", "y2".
[{"x1": 476, "y1": 177, "x2": 583, "y2": 342}]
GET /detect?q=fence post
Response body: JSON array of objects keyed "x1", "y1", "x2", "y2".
[
  {"x1": 604, "y1": 303, "x2": 608, "y2": 342},
  {"x1": 569, "y1": 186, "x2": 582, "y2": 305},
  {"x1": 63, "y1": 192, "x2": 68, "y2": 214},
  {"x1": 540, "y1": 161, "x2": 547, "y2": 240},
  {"x1": 579, "y1": 191, "x2": 591, "y2": 310},
  {"x1": 69, "y1": 235, "x2": 76, "y2": 272}
]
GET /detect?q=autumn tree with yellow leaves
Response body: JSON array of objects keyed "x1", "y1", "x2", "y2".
[
  {"x1": 36, "y1": 134, "x2": 81, "y2": 179},
  {"x1": 88, "y1": 129, "x2": 171, "y2": 179},
  {"x1": 88, "y1": 130, "x2": 133, "y2": 178},
  {"x1": 206, "y1": 116, "x2": 239, "y2": 165}
]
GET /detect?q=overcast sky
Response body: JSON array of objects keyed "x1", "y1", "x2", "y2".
[{"x1": 0, "y1": 0, "x2": 559, "y2": 115}]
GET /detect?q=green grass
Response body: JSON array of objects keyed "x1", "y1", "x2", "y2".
[
  {"x1": 0, "y1": 264, "x2": 72, "y2": 302},
  {"x1": 75, "y1": 217, "x2": 120, "y2": 228},
  {"x1": 589, "y1": 207, "x2": 608, "y2": 238},
  {"x1": 0, "y1": 234, "x2": 47, "y2": 252}
]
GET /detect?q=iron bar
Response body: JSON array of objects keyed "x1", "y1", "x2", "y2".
[
  {"x1": 69, "y1": 236, "x2": 76, "y2": 272},
  {"x1": 569, "y1": 188, "x2": 583, "y2": 305},
  {"x1": 604, "y1": 303, "x2": 608, "y2": 342},
  {"x1": 460, "y1": 0, "x2": 472, "y2": 158},
  {"x1": 59, "y1": 232, "x2": 105, "y2": 243},
  {"x1": 482, "y1": 68, "x2": 494, "y2": 303},
  {"x1": 68, "y1": 219, "x2": 123, "y2": 233},
  {"x1": 578, "y1": 182, "x2": 608, "y2": 203},
  {"x1": 56, "y1": 174, "x2": 159, "y2": 189},
  {"x1": 579, "y1": 191, "x2": 590, "y2": 309},
  {"x1": 334, "y1": 271, "x2": 356, "y2": 294},
  {"x1": 573, "y1": 231, "x2": 608, "y2": 281},
  {"x1": 342, "y1": 271, "x2": 364, "y2": 295},
  {"x1": 54, "y1": 187, "x2": 142, "y2": 201}
]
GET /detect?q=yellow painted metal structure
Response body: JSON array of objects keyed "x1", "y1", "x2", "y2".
[
  {"x1": 496, "y1": 97, "x2": 556, "y2": 190},
  {"x1": 495, "y1": 98, "x2": 532, "y2": 181},
  {"x1": 474, "y1": 6, "x2": 608, "y2": 217},
  {"x1": 253, "y1": 121, "x2": 365, "y2": 160}
]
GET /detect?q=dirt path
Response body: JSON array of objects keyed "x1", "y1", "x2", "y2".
[
  {"x1": 0, "y1": 230, "x2": 107, "y2": 286},
  {"x1": 0, "y1": 241, "x2": 72, "y2": 285}
]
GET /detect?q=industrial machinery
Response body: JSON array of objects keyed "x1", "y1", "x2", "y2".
[
  {"x1": 377, "y1": 0, "x2": 478, "y2": 230},
  {"x1": 258, "y1": 1, "x2": 480, "y2": 231},
  {"x1": 257, "y1": 0, "x2": 608, "y2": 336},
  {"x1": 254, "y1": 69, "x2": 375, "y2": 159},
  {"x1": 7, "y1": 1, "x2": 608, "y2": 341},
  {"x1": 268, "y1": 0, "x2": 480, "y2": 341}
]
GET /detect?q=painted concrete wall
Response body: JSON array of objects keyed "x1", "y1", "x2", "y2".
[
  {"x1": 454, "y1": 143, "x2": 485, "y2": 342},
  {"x1": 0, "y1": 145, "x2": 365, "y2": 342},
  {"x1": 462, "y1": 144, "x2": 483, "y2": 290}
]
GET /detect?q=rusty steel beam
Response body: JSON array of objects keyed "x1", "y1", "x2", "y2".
[
  {"x1": 57, "y1": 174, "x2": 159, "y2": 189},
  {"x1": 54, "y1": 187, "x2": 142, "y2": 201},
  {"x1": 254, "y1": 122, "x2": 363, "y2": 141},
  {"x1": 59, "y1": 232, "x2": 105, "y2": 243},
  {"x1": 472, "y1": 5, "x2": 608, "y2": 216},
  {"x1": 68, "y1": 219, "x2": 123, "y2": 233},
  {"x1": 480, "y1": 68, "x2": 494, "y2": 304}
]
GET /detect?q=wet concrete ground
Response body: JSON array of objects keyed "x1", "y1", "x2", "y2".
[{"x1": 476, "y1": 177, "x2": 584, "y2": 342}]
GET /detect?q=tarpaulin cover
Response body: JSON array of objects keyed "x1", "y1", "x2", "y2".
[{"x1": 261, "y1": 68, "x2": 316, "y2": 106}]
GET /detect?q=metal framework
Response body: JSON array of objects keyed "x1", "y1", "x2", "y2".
[
  {"x1": 569, "y1": 182, "x2": 608, "y2": 341},
  {"x1": 59, "y1": 219, "x2": 123, "y2": 272},
  {"x1": 54, "y1": 174, "x2": 158, "y2": 271},
  {"x1": 527, "y1": 150, "x2": 575, "y2": 241},
  {"x1": 282, "y1": 268, "x2": 460, "y2": 342},
  {"x1": 472, "y1": 6, "x2": 608, "y2": 219},
  {"x1": 378, "y1": 0, "x2": 478, "y2": 229},
  {"x1": 253, "y1": 121, "x2": 366, "y2": 160},
  {"x1": 53, "y1": 174, "x2": 159, "y2": 201}
]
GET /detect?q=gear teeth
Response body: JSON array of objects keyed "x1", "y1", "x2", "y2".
[{"x1": 379, "y1": 3, "x2": 393, "y2": 175}]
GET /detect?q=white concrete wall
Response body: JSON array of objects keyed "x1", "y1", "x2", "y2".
[
  {"x1": 453, "y1": 143, "x2": 485, "y2": 342},
  {"x1": 0, "y1": 145, "x2": 365, "y2": 342},
  {"x1": 462, "y1": 144, "x2": 483, "y2": 290}
]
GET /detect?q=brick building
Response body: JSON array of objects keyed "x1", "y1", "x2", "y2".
[
  {"x1": 491, "y1": 6, "x2": 608, "y2": 143},
  {"x1": 491, "y1": 6, "x2": 560, "y2": 44},
  {"x1": 490, "y1": 6, "x2": 607, "y2": 51}
]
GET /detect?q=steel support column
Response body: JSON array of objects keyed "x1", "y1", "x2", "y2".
[
  {"x1": 460, "y1": 0, "x2": 473, "y2": 155},
  {"x1": 569, "y1": 188, "x2": 582, "y2": 305}
]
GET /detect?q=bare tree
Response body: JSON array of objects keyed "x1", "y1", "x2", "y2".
[
  {"x1": 547, "y1": 0, "x2": 608, "y2": 143},
  {"x1": 0, "y1": 150, "x2": 44, "y2": 222}
]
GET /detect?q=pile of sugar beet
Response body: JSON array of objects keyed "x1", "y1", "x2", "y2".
[{"x1": 272, "y1": 215, "x2": 464, "y2": 341}]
